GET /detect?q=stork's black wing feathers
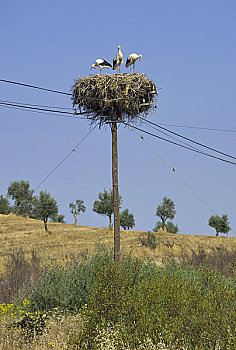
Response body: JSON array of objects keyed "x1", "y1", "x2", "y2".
[
  {"x1": 125, "y1": 57, "x2": 131, "y2": 67},
  {"x1": 113, "y1": 57, "x2": 118, "y2": 70},
  {"x1": 101, "y1": 60, "x2": 112, "y2": 68}
]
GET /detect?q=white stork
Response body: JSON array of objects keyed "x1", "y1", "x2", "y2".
[
  {"x1": 125, "y1": 53, "x2": 142, "y2": 73},
  {"x1": 91, "y1": 59, "x2": 112, "y2": 75},
  {"x1": 113, "y1": 45, "x2": 123, "y2": 73}
]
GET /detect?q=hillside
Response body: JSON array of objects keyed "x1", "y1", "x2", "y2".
[{"x1": 0, "y1": 214, "x2": 235, "y2": 271}]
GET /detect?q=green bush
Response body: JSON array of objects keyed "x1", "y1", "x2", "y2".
[
  {"x1": 18, "y1": 245, "x2": 112, "y2": 313},
  {"x1": 17, "y1": 247, "x2": 235, "y2": 349},
  {"x1": 77, "y1": 255, "x2": 235, "y2": 349},
  {"x1": 138, "y1": 231, "x2": 157, "y2": 250}
]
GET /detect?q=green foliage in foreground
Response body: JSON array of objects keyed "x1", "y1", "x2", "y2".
[{"x1": 19, "y1": 247, "x2": 235, "y2": 349}]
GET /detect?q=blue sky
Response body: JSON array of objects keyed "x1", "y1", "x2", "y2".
[{"x1": 1, "y1": 0, "x2": 235, "y2": 236}]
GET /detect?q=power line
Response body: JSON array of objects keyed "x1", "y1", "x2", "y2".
[
  {"x1": 0, "y1": 99, "x2": 73, "y2": 110},
  {"x1": 0, "y1": 103, "x2": 84, "y2": 119},
  {"x1": 121, "y1": 121, "x2": 236, "y2": 166},
  {"x1": 156, "y1": 122, "x2": 236, "y2": 133},
  {"x1": 138, "y1": 117, "x2": 236, "y2": 161},
  {"x1": 140, "y1": 120, "x2": 204, "y2": 153},
  {"x1": 32, "y1": 124, "x2": 98, "y2": 193},
  {"x1": 0, "y1": 78, "x2": 72, "y2": 95},
  {"x1": 1, "y1": 99, "x2": 235, "y2": 164},
  {"x1": 1, "y1": 124, "x2": 98, "y2": 224},
  {"x1": 0, "y1": 101, "x2": 93, "y2": 120},
  {"x1": 0, "y1": 101, "x2": 84, "y2": 115},
  {"x1": 1, "y1": 79, "x2": 235, "y2": 133},
  {"x1": 132, "y1": 128, "x2": 233, "y2": 232}
]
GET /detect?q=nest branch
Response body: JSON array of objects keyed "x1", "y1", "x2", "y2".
[{"x1": 72, "y1": 73, "x2": 158, "y2": 125}]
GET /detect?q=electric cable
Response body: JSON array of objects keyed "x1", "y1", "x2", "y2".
[
  {"x1": 1, "y1": 78, "x2": 235, "y2": 132},
  {"x1": 0, "y1": 101, "x2": 86, "y2": 115},
  {"x1": 0, "y1": 78, "x2": 72, "y2": 95},
  {"x1": 131, "y1": 128, "x2": 233, "y2": 232},
  {"x1": 140, "y1": 119, "x2": 204, "y2": 153},
  {"x1": 0, "y1": 99, "x2": 73, "y2": 110},
  {"x1": 156, "y1": 123, "x2": 236, "y2": 133},
  {"x1": 121, "y1": 121, "x2": 236, "y2": 166},
  {"x1": 138, "y1": 117, "x2": 236, "y2": 160},
  {"x1": 0, "y1": 103, "x2": 84, "y2": 119},
  {"x1": 1, "y1": 123, "x2": 98, "y2": 224}
]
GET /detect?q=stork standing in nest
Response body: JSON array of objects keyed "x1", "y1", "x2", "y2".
[
  {"x1": 91, "y1": 59, "x2": 112, "y2": 75},
  {"x1": 126, "y1": 53, "x2": 142, "y2": 73},
  {"x1": 113, "y1": 45, "x2": 123, "y2": 73}
]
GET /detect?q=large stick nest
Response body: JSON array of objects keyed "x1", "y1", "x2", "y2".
[{"x1": 72, "y1": 73, "x2": 158, "y2": 124}]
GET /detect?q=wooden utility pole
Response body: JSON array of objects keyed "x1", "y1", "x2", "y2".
[{"x1": 111, "y1": 121, "x2": 120, "y2": 264}]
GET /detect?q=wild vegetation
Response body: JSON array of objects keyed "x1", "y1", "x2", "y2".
[
  {"x1": 0, "y1": 215, "x2": 235, "y2": 349},
  {"x1": 0, "y1": 245, "x2": 235, "y2": 349}
]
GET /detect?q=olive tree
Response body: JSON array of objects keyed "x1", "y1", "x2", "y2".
[
  {"x1": 69, "y1": 200, "x2": 86, "y2": 225},
  {"x1": 7, "y1": 180, "x2": 34, "y2": 216},
  {"x1": 120, "y1": 209, "x2": 135, "y2": 230},
  {"x1": 154, "y1": 220, "x2": 179, "y2": 234},
  {"x1": 93, "y1": 188, "x2": 122, "y2": 230},
  {"x1": 155, "y1": 197, "x2": 176, "y2": 230},
  {"x1": 208, "y1": 214, "x2": 231, "y2": 237},
  {"x1": 0, "y1": 194, "x2": 11, "y2": 214},
  {"x1": 32, "y1": 190, "x2": 59, "y2": 232}
]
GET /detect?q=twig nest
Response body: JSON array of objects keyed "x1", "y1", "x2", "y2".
[{"x1": 72, "y1": 73, "x2": 158, "y2": 124}]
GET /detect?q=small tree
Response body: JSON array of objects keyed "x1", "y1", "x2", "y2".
[
  {"x1": 156, "y1": 197, "x2": 176, "y2": 230},
  {"x1": 166, "y1": 221, "x2": 179, "y2": 234},
  {"x1": 139, "y1": 231, "x2": 157, "y2": 250},
  {"x1": 32, "y1": 190, "x2": 59, "y2": 232},
  {"x1": 120, "y1": 209, "x2": 135, "y2": 230},
  {"x1": 153, "y1": 220, "x2": 162, "y2": 232},
  {"x1": 7, "y1": 180, "x2": 34, "y2": 216},
  {"x1": 93, "y1": 188, "x2": 122, "y2": 230},
  {"x1": 0, "y1": 194, "x2": 11, "y2": 214},
  {"x1": 52, "y1": 214, "x2": 65, "y2": 223},
  {"x1": 208, "y1": 214, "x2": 231, "y2": 237},
  {"x1": 69, "y1": 200, "x2": 86, "y2": 225},
  {"x1": 153, "y1": 220, "x2": 178, "y2": 233}
]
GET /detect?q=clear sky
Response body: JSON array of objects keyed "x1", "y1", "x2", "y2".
[{"x1": 1, "y1": 0, "x2": 235, "y2": 236}]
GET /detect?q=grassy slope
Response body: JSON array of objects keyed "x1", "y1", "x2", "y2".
[{"x1": 0, "y1": 214, "x2": 235, "y2": 271}]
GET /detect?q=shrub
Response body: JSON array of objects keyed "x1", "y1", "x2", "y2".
[
  {"x1": 14, "y1": 247, "x2": 235, "y2": 349},
  {"x1": 0, "y1": 249, "x2": 40, "y2": 303},
  {"x1": 19, "y1": 245, "x2": 112, "y2": 313},
  {"x1": 139, "y1": 231, "x2": 157, "y2": 250},
  {"x1": 182, "y1": 247, "x2": 236, "y2": 278},
  {"x1": 76, "y1": 254, "x2": 235, "y2": 349}
]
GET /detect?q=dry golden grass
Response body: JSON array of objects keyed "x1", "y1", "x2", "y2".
[{"x1": 0, "y1": 214, "x2": 235, "y2": 271}]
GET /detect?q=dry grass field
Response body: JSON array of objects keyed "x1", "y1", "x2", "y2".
[
  {"x1": 0, "y1": 214, "x2": 235, "y2": 271},
  {"x1": 0, "y1": 214, "x2": 235, "y2": 349}
]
